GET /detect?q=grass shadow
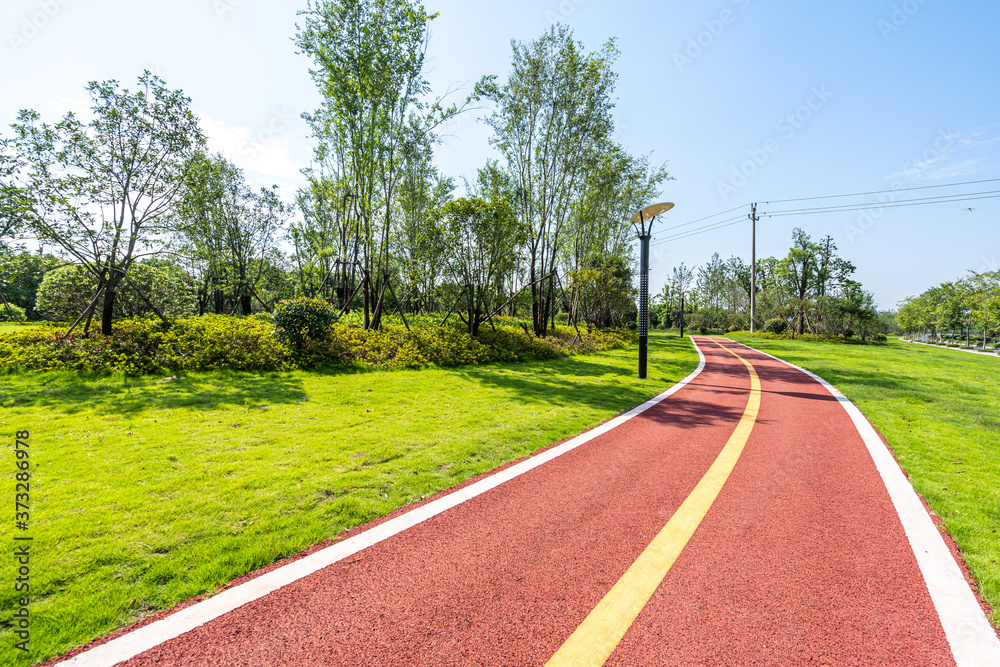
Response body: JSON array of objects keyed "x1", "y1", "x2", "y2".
[{"x1": 4, "y1": 371, "x2": 308, "y2": 416}]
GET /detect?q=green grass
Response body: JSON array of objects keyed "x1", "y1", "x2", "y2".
[
  {"x1": 0, "y1": 323, "x2": 41, "y2": 332},
  {"x1": 0, "y1": 332, "x2": 697, "y2": 666},
  {"x1": 729, "y1": 334, "x2": 1000, "y2": 626}
]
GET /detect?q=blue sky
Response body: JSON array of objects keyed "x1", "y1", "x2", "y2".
[{"x1": 2, "y1": 0, "x2": 998, "y2": 308}]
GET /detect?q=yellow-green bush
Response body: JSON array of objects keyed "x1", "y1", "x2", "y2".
[
  {"x1": 158, "y1": 316, "x2": 292, "y2": 371},
  {"x1": 0, "y1": 314, "x2": 635, "y2": 375},
  {"x1": 0, "y1": 316, "x2": 293, "y2": 375}
]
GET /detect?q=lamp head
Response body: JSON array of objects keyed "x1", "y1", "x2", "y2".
[{"x1": 631, "y1": 202, "x2": 675, "y2": 236}]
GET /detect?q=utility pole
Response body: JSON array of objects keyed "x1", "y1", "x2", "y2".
[{"x1": 749, "y1": 203, "x2": 758, "y2": 333}]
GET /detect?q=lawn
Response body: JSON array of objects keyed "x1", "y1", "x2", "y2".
[
  {"x1": 0, "y1": 332, "x2": 698, "y2": 666},
  {"x1": 729, "y1": 334, "x2": 1000, "y2": 627}
]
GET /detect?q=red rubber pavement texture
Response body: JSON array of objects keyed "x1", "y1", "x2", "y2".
[
  {"x1": 608, "y1": 339, "x2": 954, "y2": 666},
  {"x1": 112, "y1": 338, "x2": 955, "y2": 666}
]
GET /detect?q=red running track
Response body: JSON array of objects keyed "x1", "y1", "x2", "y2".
[{"x1": 58, "y1": 338, "x2": 977, "y2": 665}]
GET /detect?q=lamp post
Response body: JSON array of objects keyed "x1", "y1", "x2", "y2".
[
  {"x1": 630, "y1": 202, "x2": 675, "y2": 380},
  {"x1": 679, "y1": 289, "x2": 690, "y2": 338}
]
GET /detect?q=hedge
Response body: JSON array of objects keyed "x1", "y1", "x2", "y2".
[
  {"x1": 0, "y1": 316, "x2": 292, "y2": 375},
  {"x1": 0, "y1": 313, "x2": 636, "y2": 376}
]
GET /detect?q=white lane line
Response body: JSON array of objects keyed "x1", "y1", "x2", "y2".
[
  {"x1": 738, "y1": 342, "x2": 1000, "y2": 667},
  {"x1": 58, "y1": 342, "x2": 708, "y2": 667}
]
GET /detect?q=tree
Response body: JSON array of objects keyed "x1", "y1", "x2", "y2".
[
  {"x1": 571, "y1": 255, "x2": 636, "y2": 331},
  {"x1": 394, "y1": 122, "x2": 454, "y2": 313},
  {"x1": 436, "y1": 195, "x2": 522, "y2": 337},
  {"x1": 0, "y1": 147, "x2": 32, "y2": 242},
  {"x1": 564, "y1": 145, "x2": 669, "y2": 328},
  {"x1": 3, "y1": 72, "x2": 205, "y2": 334},
  {"x1": 174, "y1": 152, "x2": 291, "y2": 316},
  {"x1": 296, "y1": 0, "x2": 462, "y2": 329},
  {"x1": 835, "y1": 280, "x2": 878, "y2": 340},
  {"x1": 778, "y1": 228, "x2": 819, "y2": 335},
  {"x1": 292, "y1": 169, "x2": 358, "y2": 307},
  {"x1": 968, "y1": 271, "x2": 1000, "y2": 347},
  {"x1": 656, "y1": 263, "x2": 694, "y2": 328},
  {"x1": 476, "y1": 24, "x2": 618, "y2": 337}
]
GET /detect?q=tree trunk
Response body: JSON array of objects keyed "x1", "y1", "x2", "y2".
[
  {"x1": 101, "y1": 279, "x2": 120, "y2": 336},
  {"x1": 241, "y1": 293, "x2": 252, "y2": 316},
  {"x1": 530, "y1": 283, "x2": 541, "y2": 337},
  {"x1": 363, "y1": 272, "x2": 371, "y2": 329}
]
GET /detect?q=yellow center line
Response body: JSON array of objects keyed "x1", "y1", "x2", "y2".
[{"x1": 546, "y1": 339, "x2": 761, "y2": 667}]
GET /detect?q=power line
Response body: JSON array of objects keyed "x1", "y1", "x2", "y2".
[
  {"x1": 763, "y1": 177, "x2": 1000, "y2": 205},
  {"x1": 643, "y1": 177, "x2": 1000, "y2": 246},
  {"x1": 655, "y1": 203, "x2": 750, "y2": 234},
  {"x1": 765, "y1": 190, "x2": 1000, "y2": 217},
  {"x1": 664, "y1": 217, "x2": 747, "y2": 243},
  {"x1": 652, "y1": 215, "x2": 747, "y2": 245}
]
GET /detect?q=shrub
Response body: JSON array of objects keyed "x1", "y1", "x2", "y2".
[
  {"x1": 0, "y1": 303, "x2": 27, "y2": 322},
  {"x1": 273, "y1": 297, "x2": 339, "y2": 349},
  {"x1": 764, "y1": 318, "x2": 788, "y2": 334},
  {"x1": 0, "y1": 315, "x2": 293, "y2": 375},
  {"x1": 159, "y1": 316, "x2": 292, "y2": 371},
  {"x1": 0, "y1": 312, "x2": 635, "y2": 376},
  {"x1": 291, "y1": 320, "x2": 635, "y2": 371},
  {"x1": 35, "y1": 262, "x2": 197, "y2": 321}
]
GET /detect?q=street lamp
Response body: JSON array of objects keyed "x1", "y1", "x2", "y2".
[
  {"x1": 679, "y1": 290, "x2": 691, "y2": 338},
  {"x1": 630, "y1": 202, "x2": 675, "y2": 380}
]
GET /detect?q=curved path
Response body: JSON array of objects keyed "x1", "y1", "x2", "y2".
[{"x1": 57, "y1": 338, "x2": 999, "y2": 666}]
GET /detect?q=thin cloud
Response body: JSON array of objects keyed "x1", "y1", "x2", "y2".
[{"x1": 887, "y1": 127, "x2": 1000, "y2": 181}]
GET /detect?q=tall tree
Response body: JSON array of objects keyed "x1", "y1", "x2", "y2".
[
  {"x1": 293, "y1": 166, "x2": 359, "y2": 307},
  {"x1": 779, "y1": 228, "x2": 819, "y2": 335},
  {"x1": 296, "y1": 0, "x2": 462, "y2": 329},
  {"x1": 394, "y1": 119, "x2": 454, "y2": 313},
  {"x1": 3, "y1": 71, "x2": 205, "y2": 334},
  {"x1": 564, "y1": 144, "x2": 669, "y2": 326},
  {"x1": 476, "y1": 24, "x2": 618, "y2": 336}
]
